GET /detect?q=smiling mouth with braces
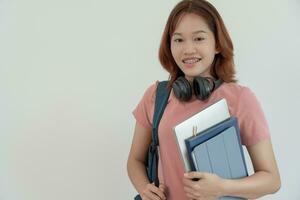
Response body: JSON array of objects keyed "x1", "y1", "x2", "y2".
[{"x1": 182, "y1": 58, "x2": 201, "y2": 64}]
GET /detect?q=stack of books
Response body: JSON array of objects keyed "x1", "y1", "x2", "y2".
[{"x1": 173, "y1": 99, "x2": 248, "y2": 200}]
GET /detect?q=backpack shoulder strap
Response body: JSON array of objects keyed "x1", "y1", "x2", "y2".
[
  {"x1": 135, "y1": 81, "x2": 171, "y2": 200},
  {"x1": 152, "y1": 81, "x2": 171, "y2": 132},
  {"x1": 148, "y1": 81, "x2": 171, "y2": 186}
]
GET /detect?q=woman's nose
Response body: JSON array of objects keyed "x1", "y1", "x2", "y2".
[{"x1": 183, "y1": 40, "x2": 197, "y2": 55}]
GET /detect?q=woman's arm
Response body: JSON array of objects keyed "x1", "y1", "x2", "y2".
[
  {"x1": 127, "y1": 122, "x2": 167, "y2": 200},
  {"x1": 221, "y1": 139, "x2": 281, "y2": 199},
  {"x1": 127, "y1": 122, "x2": 152, "y2": 193}
]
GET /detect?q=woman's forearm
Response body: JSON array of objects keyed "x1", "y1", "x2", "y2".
[
  {"x1": 127, "y1": 158, "x2": 150, "y2": 194},
  {"x1": 221, "y1": 171, "x2": 281, "y2": 199}
]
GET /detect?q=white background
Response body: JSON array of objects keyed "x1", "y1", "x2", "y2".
[{"x1": 0, "y1": 0, "x2": 299, "y2": 199}]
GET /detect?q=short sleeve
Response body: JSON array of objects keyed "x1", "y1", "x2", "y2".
[
  {"x1": 236, "y1": 87, "x2": 271, "y2": 146},
  {"x1": 132, "y1": 81, "x2": 159, "y2": 130}
]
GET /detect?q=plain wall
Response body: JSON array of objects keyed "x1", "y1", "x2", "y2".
[{"x1": 0, "y1": 0, "x2": 299, "y2": 199}]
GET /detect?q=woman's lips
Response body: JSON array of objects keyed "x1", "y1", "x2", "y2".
[
  {"x1": 182, "y1": 58, "x2": 201, "y2": 64},
  {"x1": 182, "y1": 58, "x2": 201, "y2": 68}
]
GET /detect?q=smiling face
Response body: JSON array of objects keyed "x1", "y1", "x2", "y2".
[{"x1": 170, "y1": 13, "x2": 219, "y2": 82}]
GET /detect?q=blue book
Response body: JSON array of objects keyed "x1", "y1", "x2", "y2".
[{"x1": 185, "y1": 117, "x2": 248, "y2": 200}]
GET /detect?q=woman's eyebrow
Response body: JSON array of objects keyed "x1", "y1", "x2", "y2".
[{"x1": 173, "y1": 30, "x2": 207, "y2": 36}]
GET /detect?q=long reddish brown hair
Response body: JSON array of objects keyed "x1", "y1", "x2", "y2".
[{"x1": 158, "y1": 0, "x2": 237, "y2": 89}]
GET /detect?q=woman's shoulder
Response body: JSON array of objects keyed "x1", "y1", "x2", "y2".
[
  {"x1": 218, "y1": 82, "x2": 259, "y2": 111},
  {"x1": 222, "y1": 81, "x2": 247, "y2": 92},
  {"x1": 144, "y1": 80, "x2": 159, "y2": 93},
  {"x1": 221, "y1": 82, "x2": 263, "y2": 113},
  {"x1": 221, "y1": 81, "x2": 255, "y2": 98},
  {"x1": 139, "y1": 80, "x2": 160, "y2": 103}
]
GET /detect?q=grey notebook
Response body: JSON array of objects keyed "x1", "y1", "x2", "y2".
[{"x1": 187, "y1": 117, "x2": 248, "y2": 200}]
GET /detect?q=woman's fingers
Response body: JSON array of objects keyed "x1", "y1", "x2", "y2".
[
  {"x1": 184, "y1": 172, "x2": 206, "y2": 179},
  {"x1": 159, "y1": 183, "x2": 167, "y2": 194},
  {"x1": 144, "y1": 191, "x2": 162, "y2": 200},
  {"x1": 142, "y1": 183, "x2": 166, "y2": 200},
  {"x1": 149, "y1": 183, "x2": 166, "y2": 200}
]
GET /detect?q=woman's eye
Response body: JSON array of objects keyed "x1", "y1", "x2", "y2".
[
  {"x1": 174, "y1": 38, "x2": 183, "y2": 42},
  {"x1": 195, "y1": 37, "x2": 204, "y2": 41}
]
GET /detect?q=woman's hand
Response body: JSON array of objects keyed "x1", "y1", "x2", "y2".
[
  {"x1": 183, "y1": 172, "x2": 224, "y2": 200},
  {"x1": 140, "y1": 183, "x2": 167, "y2": 200}
]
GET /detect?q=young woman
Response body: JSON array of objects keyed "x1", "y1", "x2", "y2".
[{"x1": 127, "y1": 0, "x2": 281, "y2": 199}]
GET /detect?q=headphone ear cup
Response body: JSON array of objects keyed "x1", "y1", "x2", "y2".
[
  {"x1": 193, "y1": 77, "x2": 214, "y2": 101},
  {"x1": 172, "y1": 76, "x2": 193, "y2": 102}
]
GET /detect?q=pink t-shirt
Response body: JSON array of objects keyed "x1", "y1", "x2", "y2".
[{"x1": 132, "y1": 81, "x2": 270, "y2": 200}]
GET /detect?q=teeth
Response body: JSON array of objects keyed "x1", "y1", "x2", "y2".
[{"x1": 183, "y1": 58, "x2": 200, "y2": 64}]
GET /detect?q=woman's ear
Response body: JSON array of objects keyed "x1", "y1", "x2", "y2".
[
  {"x1": 215, "y1": 46, "x2": 221, "y2": 54},
  {"x1": 215, "y1": 44, "x2": 220, "y2": 54}
]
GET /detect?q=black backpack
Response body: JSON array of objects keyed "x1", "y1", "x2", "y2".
[{"x1": 134, "y1": 81, "x2": 171, "y2": 200}]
